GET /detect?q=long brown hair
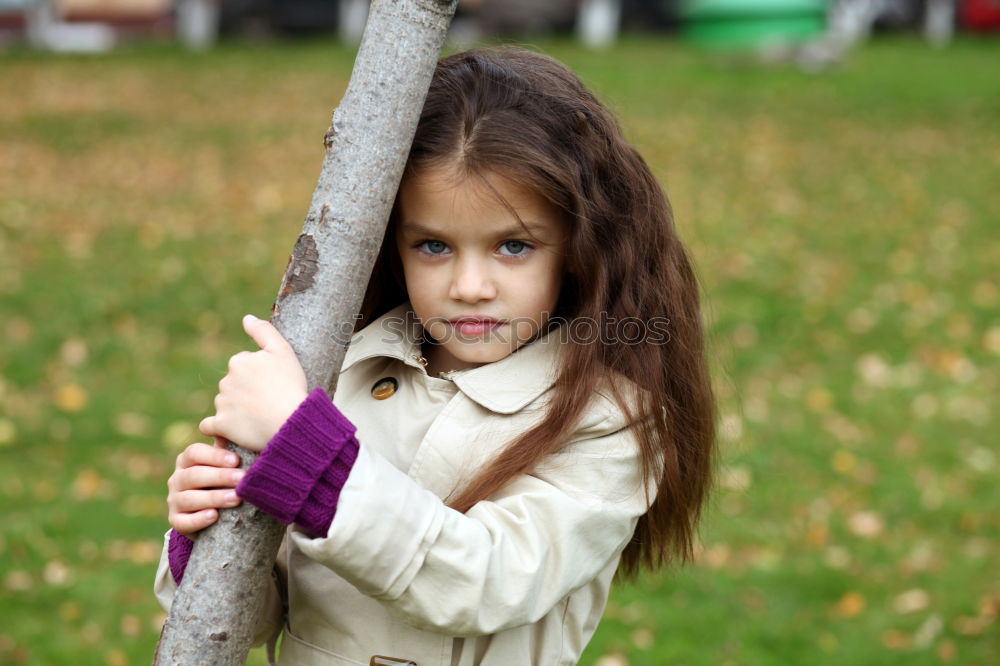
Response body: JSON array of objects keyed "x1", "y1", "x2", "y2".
[{"x1": 359, "y1": 48, "x2": 716, "y2": 576}]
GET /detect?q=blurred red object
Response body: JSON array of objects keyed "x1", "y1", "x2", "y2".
[{"x1": 961, "y1": 0, "x2": 1000, "y2": 30}]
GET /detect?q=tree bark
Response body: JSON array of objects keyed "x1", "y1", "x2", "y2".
[{"x1": 153, "y1": 2, "x2": 457, "y2": 664}]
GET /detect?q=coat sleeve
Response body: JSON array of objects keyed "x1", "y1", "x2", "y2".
[
  {"x1": 152, "y1": 529, "x2": 287, "y2": 648},
  {"x1": 289, "y1": 413, "x2": 651, "y2": 636}
]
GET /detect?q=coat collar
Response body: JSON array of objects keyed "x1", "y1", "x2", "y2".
[{"x1": 342, "y1": 303, "x2": 565, "y2": 414}]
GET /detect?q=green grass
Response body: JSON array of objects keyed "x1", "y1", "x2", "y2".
[{"x1": 1, "y1": 35, "x2": 997, "y2": 665}]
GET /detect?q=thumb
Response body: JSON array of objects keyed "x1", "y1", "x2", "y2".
[{"x1": 243, "y1": 314, "x2": 290, "y2": 353}]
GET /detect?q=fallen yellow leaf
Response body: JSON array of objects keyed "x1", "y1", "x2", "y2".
[
  {"x1": 6, "y1": 317, "x2": 32, "y2": 344},
  {"x1": 719, "y1": 465, "x2": 751, "y2": 491},
  {"x1": 150, "y1": 612, "x2": 168, "y2": 633},
  {"x1": 162, "y1": 421, "x2": 197, "y2": 451},
  {"x1": 5, "y1": 570, "x2": 32, "y2": 591},
  {"x1": 54, "y1": 384, "x2": 87, "y2": 412},
  {"x1": 806, "y1": 387, "x2": 833, "y2": 412},
  {"x1": 81, "y1": 621, "x2": 102, "y2": 644},
  {"x1": 0, "y1": 418, "x2": 15, "y2": 447},
  {"x1": 59, "y1": 601, "x2": 81, "y2": 621},
  {"x1": 72, "y1": 468, "x2": 107, "y2": 501},
  {"x1": 856, "y1": 353, "x2": 892, "y2": 387},
  {"x1": 60, "y1": 338, "x2": 88, "y2": 366},
  {"x1": 881, "y1": 629, "x2": 909, "y2": 649},
  {"x1": 128, "y1": 540, "x2": 161, "y2": 565},
  {"x1": 114, "y1": 412, "x2": 148, "y2": 437},
  {"x1": 893, "y1": 588, "x2": 930, "y2": 614},
  {"x1": 972, "y1": 281, "x2": 998, "y2": 308},
  {"x1": 43, "y1": 560, "x2": 71, "y2": 587},
  {"x1": 983, "y1": 327, "x2": 1000, "y2": 355},
  {"x1": 835, "y1": 591, "x2": 865, "y2": 618},
  {"x1": 630, "y1": 627, "x2": 653, "y2": 649},
  {"x1": 936, "y1": 639, "x2": 956, "y2": 661},
  {"x1": 594, "y1": 655, "x2": 629, "y2": 666},
  {"x1": 831, "y1": 449, "x2": 857, "y2": 475},
  {"x1": 105, "y1": 649, "x2": 127, "y2": 666},
  {"x1": 978, "y1": 592, "x2": 999, "y2": 618},
  {"x1": 806, "y1": 522, "x2": 828, "y2": 548},
  {"x1": 952, "y1": 615, "x2": 990, "y2": 636},
  {"x1": 847, "y1": 510, "x2": 884, "y2": 539},
  {"x1": 700, "y1": 543, "x2": 731, "y2": 568},
  {"x1": 120, "y1": 614, "x2": 141, "y2": 637}
]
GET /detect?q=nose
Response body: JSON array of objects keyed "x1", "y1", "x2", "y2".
[{"x1": 449, "y1": 255, "x2": 497, "y2": 303}]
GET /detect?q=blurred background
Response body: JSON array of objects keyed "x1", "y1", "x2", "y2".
[
  {"x1": 3, "y1": 0, "x2": 1000, "y2": 57},
  {"x1": 0, "y1": 1, "x2": 997, "y2": 665}
]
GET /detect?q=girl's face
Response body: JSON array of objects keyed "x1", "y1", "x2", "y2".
[{"x1": 396, "y1": 165, "x2": 567, "y2": 376}]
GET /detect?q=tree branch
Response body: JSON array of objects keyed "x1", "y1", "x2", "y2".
[{"x1": 154, "y1": 2, "x2": 457, "y2": 663}]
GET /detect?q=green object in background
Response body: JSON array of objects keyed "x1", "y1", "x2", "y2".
[{"x1": 680, "y1": 0, "x2": 827, "y2": 47}]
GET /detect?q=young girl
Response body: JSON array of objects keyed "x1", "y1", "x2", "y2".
[{"x1": 155, "y1": 47, "x2": 716, "y2": 665}]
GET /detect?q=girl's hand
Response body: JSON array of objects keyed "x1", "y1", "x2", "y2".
[
  {"x1": 199, "y1": 315, "x2": 308, "y2": 452},
  {"x1": 167, "y1": 440, "x2": 244, "y2": 536}
]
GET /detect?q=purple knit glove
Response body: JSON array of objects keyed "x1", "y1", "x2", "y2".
[
  {"x1": 167, "y1": 388, "x2": 359, "y2": 584},
  {"x1": 236, "y1": 387, "x2": 359, "y2": 536},
  {"x1": 168, "y1": 529, "x2": 193, "y2": 585}
]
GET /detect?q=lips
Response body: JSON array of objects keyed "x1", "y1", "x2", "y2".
[{"x1": 448, "y1": 316, "x2": 505, "y2": 336}]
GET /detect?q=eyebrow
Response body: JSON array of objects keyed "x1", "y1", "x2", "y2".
[{"x1": 398, "y1": 221, "x2": 551, "y2": 238}]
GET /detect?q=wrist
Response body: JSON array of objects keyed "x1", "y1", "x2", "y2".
[
  {"x1": 270, "y1": 390, "x2": 309, "y2": 443},
  {"x1": 281, "y1": 390, "x2": 310, "y2": 425},
  {"x1": 237, "y1": 387, "x2": 358, "y2": 528}
]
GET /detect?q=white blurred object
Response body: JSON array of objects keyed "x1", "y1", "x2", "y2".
[
  {"x1": 32, "y1": 20, "x2": 115, "y2": 50},
  {"x1": 798, "y1": 0, "x2": 956, "y2": 70},
  {"x1": 339, "y1": 0, "x2": 368, "y2": 45},
  {"x1": 576, "y1": 0, "x2": 621, "y2": 48},
  {"x1": 794, "y1": 0, "x2": 892, "y2": 70},
  {"x1": 923, "y1": 0, "x2": 954, "y2": 46},
  {"x1": 827, "y1": 0, "x2": 888, "y2": 45},
  {"x1": 26, "y1": 0, "x2": 115, "y2": 51},
  {"x1": 176, "y1": 0, "x2": 218, "y2": 50}
]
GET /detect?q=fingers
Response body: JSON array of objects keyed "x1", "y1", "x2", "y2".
[
  {"x1": 171, "y1": 487, "x2": 242, "y2": 513},
  {"x1": 171, "y1": 508, "x2": 221, "y2": 536},
  {"x1": 198, "y1": 414, "x2": 217, "y2": 438},
  {"x1": 167, "y1": 485, "x2": 242, "y2": 535},
  {"x1": 168, "y1": 485, "x2": 242, "y2": 536},
  {"x1": 171, "y1": 463, "x2": 245, "y2": 492},
  {"x1": 176, "y1": 441, "x2": 239, "y2": 470},
  {"x1": 227, "y1": 350, "x2": 252, "y2": 372},
  {"x1": 167, "y1": 442, "x2": 245, "y2": 537},
  {"x1": 242, "y1": 314, "x2": 293, "y2": 355}
]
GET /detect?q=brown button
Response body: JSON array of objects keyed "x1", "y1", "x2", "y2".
[
  {"x1": 371, "y1": 377, "x2": 398, "y2": 400},
  {"x1": 371, "y1": 657, "x2": 416, "y2": 666}
]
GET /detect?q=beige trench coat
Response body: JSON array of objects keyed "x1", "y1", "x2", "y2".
[{"x1": 155, "y1": 304, "x2": 650, "y2": 665}]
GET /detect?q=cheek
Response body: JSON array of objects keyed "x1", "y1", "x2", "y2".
[
  {"x1": 537, "y1": 260, "x2": 565, "y2": 311},
  {"x1": 424, "y1": 319, "x2": 450, "y2": 342},
  {"x1": 512, "y1": 319, "x2": 541, "y2": 343},
  {"x1": 400, "y1": 260, "x2": 439, "y2": 318},
  {"x1": 399, "y1": 256, "x2": 427, "y2": 296}
]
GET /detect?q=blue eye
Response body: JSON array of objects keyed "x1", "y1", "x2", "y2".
[
  {"x1": 499, "y1": 241, "x2": 529, "y2": 256},
  {"x1": 418, "y1": 240, "x2": 449, "y2": 255}
]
